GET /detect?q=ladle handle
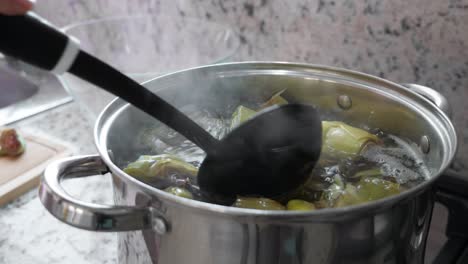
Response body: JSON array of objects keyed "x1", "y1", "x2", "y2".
[
  {"x1": 0, "y1": 13, "x2": 219, "y2": 152},
  {"x1": 0, "y1": 12, "x2": 78, "y2": 74},
  {"x1": 69, "y1": 51, "x2": 219, "y2": 152}
]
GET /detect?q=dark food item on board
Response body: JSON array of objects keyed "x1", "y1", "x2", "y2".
[{"x1": 0, "y1": 128, "x2": 25, "y2": 157}]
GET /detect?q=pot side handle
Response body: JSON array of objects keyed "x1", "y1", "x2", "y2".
[
  {"x1": 38, "y1": 154, "x2": 168, "y2": 234},
  {"x1": 432, "y1": 169, "x2": 468, "y2": 264},
  {"x1": 400, "y1": 83, "x2": 452, "y2": 118}
]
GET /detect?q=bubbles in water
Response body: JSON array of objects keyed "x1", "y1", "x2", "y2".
[
  {"x1": 165, "y1": 140, "x2": 205, "y2": 165},
  {"x1": 362, "y1": 134, "x2": 429, "y2": 184},
  {"x1": 135, "y1": 104, "x2": 430, "y2": 198},
  {"x1": 145, "y1": 105, "x2": 230, "y2": 166},
  {"x1": 182, "y1": 105, "x2": 230, "y2": 140}
]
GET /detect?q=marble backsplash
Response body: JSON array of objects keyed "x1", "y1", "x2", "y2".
[{"x1": 34, "y1": 0, "x2": 468, "y2": 169}]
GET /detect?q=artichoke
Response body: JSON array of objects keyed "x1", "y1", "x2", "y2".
[
  {"x1": 318, "y1": 183, "x2": 344, "y2": 208},
  {"x1": 286, "y1": 199, "x2": 316, "y2": 211},
  {"x1": 164, "y1": 186, "x2": 194, "y2": 199},
  {"x1": 321, "y1": 121, "x2": 380, "y2": 159},
  {"x1": 124, "y1": 154, "x2": 198, "y2": 179},
  {"x1": 230, "y1": 105, "x2": 257, "y2": 130},
  {"x1": 230, "y1": 90, "x2": 289, "y2": 130},
  {"x1": 353, "y1": 168, "x2": 383, "y2": 179},
  {"x1": 260, "y1": 89, "x2": 288, "y2": 109},
  {"x1": 334, "y1": 185, "x2": 363, "y2": 208},
  {"x1": 334, "y1": 177, "x2": 400, "y2": 208},
  {"x1": 0, "y1": 128, "x2": 25, "y2": 156},
  {"x1": 356, "y1": 177, "x2": 400, "y2": 202},
  {"x1": 233, "y1": 197, "x2": 285, "y2": 210}
]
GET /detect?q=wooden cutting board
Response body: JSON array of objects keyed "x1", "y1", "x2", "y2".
[{"x1": 0, "y1": 132, "x2": 73, "y2": 206}]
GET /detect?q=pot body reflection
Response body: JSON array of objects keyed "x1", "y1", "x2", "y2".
[{"x1": 113, "y1": 170, "x2": 433, "y2": 264}]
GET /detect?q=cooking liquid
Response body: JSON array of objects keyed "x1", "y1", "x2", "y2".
[{"x1": 132, "y1": 105, "x2": 430, "y2": 208}]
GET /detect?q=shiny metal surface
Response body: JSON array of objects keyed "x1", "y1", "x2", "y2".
[
  {"x1": 115, "y1": 177, "x2": 434, "y2": 264},
  {"x1": 39, "y1": 62, "x2": 458, "y2": 263},
  {"x1": 401, "y1": 83, "x2": 452, "y2": 118},
  {"x1": 420, "y1": 135, "x2": 431, "y2": 154},
  {"x1": 0, "y1": 58, "x2": 72, "y2": 126},
  {"x1": 336, "y1": 94, "x2": 352, "y2": 110},
  {"x1": 39, "y1": 154, "x2": 166, "y2": 233}
]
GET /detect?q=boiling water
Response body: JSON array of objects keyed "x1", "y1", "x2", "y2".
[
  {"x1": 133, "y1": 104, "x2": 429, "y2": 205},
  {"x1": 363, "y1": 135, "x2": 430, "y2": 183},
  {"x1": 137, "y1": 105, "x2": 229, "y2": 165}
]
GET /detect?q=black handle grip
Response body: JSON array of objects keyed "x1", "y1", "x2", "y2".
[
  {"x1": 435, "y1": 169, "x2": 468, "y2": 199},
  {"x1": 0, "y1": 13, "x2": 68, "y2": 71},
  {"x1": 69, "y1": 51, "x2": 219, "y2": 153},
  {"x1": 432, "y1": 169, "x2": 468, "y2": 263}
]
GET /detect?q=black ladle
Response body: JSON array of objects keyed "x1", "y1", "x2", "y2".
[{"x1": 0, "y1": 14, "x2": 322, "y2": 200}]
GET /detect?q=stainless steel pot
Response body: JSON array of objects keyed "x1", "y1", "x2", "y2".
[{"x1": 39, "y1": 62, "x2": 457, "y2": 264}]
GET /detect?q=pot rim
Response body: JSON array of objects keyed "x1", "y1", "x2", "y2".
[{"x1": 94, "y1": 61, "x2": 457, "y2": 218}]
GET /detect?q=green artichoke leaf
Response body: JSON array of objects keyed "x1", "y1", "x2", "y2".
[
  {"x1": 164, "y1": 186, "x2": 194, "y2": 199},
  {"x1": 321, "y1": 121, "x2": 380, "y2": 159},
  {"x1": 260, "y1": 89, "x2": 288, "y2": 109},
  {"x1": 233, "y1": 197, "x2": 285, "y2": 210},
  {"x1": 286, "y1": 199, "x2": 316, "y2": 211},
  {"x1": 230, "y1": 105, "x2": 257, "y2": 130},
  {"x1": 124, "y1": 154, "x2": 198, "y2": 179}
]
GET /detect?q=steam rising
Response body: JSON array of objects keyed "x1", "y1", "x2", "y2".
[{"x1": 113, "y1": 67, "x2": 429, "y2": 193}]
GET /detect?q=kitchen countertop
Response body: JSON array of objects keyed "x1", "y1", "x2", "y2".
[
  {"x1": 1, "y1": 0, "x2": 467, "y2": 263},
  {"x1": 0, "y1": 102, "x2": 118, "y2": 264}
]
